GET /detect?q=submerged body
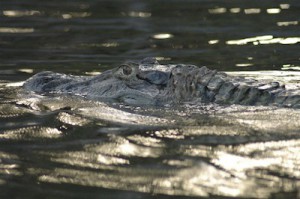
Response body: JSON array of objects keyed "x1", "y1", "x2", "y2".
[{"x1": 23, "y1": 58, "x2": 300, "y2": 108}]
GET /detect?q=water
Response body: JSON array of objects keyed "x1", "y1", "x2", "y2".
[{"x1": 0, "y1": 0, "x2": 300, "y2": 198}]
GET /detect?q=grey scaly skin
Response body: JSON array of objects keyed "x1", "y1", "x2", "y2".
[{"x1": 23, "y1": 58, "x2": 300, "y2": 108}]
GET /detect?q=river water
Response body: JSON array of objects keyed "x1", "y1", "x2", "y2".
[{"x1": 0, "y1": 1, "x2": 300, "y2": 198}]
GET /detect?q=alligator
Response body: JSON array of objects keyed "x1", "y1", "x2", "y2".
[{"x1": 23, "y1": 58, "x2": 300, "y2": 108}]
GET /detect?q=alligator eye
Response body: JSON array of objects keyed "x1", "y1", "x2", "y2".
[
  {"x1": 121, "y1": 65, "x2": 132, "y2": 75},
  {"x1": 114, "y1": 62, "x2": 138, "y2": 80}
]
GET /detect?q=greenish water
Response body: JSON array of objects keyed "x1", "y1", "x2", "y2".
[{"x1": 0, "y1": 1, "x2": 300, "y2": 198}]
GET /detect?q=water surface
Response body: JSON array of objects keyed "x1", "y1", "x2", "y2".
[{"x1": 0, "y1": 1, "x2": 300, "y2": 198}]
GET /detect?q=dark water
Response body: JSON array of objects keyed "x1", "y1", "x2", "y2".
[{"x1": 1, "y1": 1, "x2": 300, "y2": 198}]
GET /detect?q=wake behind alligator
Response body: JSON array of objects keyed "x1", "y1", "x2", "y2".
[{"x1": 23, "y1": 58, "x2": 300, "y2": 108}]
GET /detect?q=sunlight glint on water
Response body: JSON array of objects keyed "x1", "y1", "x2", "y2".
[{"x1": 0, "y1": 0, "x2": 300, "y2": 198}]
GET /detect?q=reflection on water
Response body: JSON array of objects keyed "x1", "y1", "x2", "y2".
[
  {"x1": 152, "y1": 33, "x2": 173, "y2": 40},
  {"x1": 226, "y1": 35, "x2": 300, "y2": 45},
  {"x1": 266, "y1": 8, "x2": 281, "y2": 14},
  {"x1": 2, "y1": 10, "x2": 41, "y2": 17},
  {"x1": 126, "y1": 11, "x2": 152, "y2": 18},
  {"x1": 0, "y1": 81, "x2": 300, "y2": 198},
  {"x1": 61, "y1": 12, "x2": 91, "y2": 19},
  {"x1": 282, "y1": 64, "x2": 300, "y2": 71},
  {"x1": 208, "y1": 8, "x2": 227, "y2": 14},
  {"x1": 208, "y1": 6, "x2": 288, "y2": 15},
  {"x1": 277, "y1": 21, "x2": 298, "y2": 26},
  {"x1": 1, "y1": 0, "x2": 300, "y2": 198},
  {"x1": 0, "y1": 152, "x2": 22, "y2": 184},
  {"x1": 0, "y1": 27, "x2": 34, "y2": 33},
  {"x1": 1, "y1": 0, "x2": 299, "y2": 73},
  {"x1": 244, "y1": 8, "x2": 261, "y2": 14}
]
